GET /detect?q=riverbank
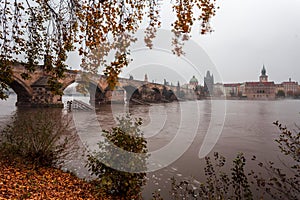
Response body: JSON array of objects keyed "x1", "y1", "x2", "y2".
[{"x1": 0, "y1": 159, "x2": 109, "y2": 199}]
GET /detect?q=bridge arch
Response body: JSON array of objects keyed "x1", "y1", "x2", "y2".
[
  {"x1": 9, "y1": 75, "x2": 32, "y2": 106},
  {"x1": 62, "y1": 78, "x2": 108, "y2": 105},
  {"x1": 162, "y1": 86, "x2": 177, "y2": 101},
  {"x1": 152, "y1": 87, "x2": 162, "y2": 101},
  {"x1": 140, "y1": 83, "x2": 178, "y2": 102},
  {"x1": 123, "y1": 85, "x2": 141, "y2": 103},
  {"x1": 61, "y1": 79, "x2": 76, "y2": 92},
  {"x1": 88, "y1": 81, "x2": 108, "y2": 104}
]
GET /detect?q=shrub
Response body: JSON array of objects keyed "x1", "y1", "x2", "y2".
[
  {"x1": 251, "y1": 121, "x2": 300, "y2": 200},
  {"x1": 157, "y1": 121, "x2": 300, "y2": 200},
  {"x1": 0, "y1": 109, "x2": 78, "y2": 167},
  {"x1": 169, "y1": 152, "x2": 253, "y2": 200},
  {"x1": 86, "y1": 114, "x2": 148, "y2": 199}
]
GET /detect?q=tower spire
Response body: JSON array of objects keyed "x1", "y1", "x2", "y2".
[
  {"x1": 144, "y1": 74, "x2": 148, "y2": 82},
  {"x1": 261, "y1": 64, "x2": 266, "y2": 76},
  {"x1": 259, "y1": 65, "x2": 268, "y2": 82}
]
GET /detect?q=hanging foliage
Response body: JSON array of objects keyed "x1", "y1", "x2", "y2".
[{"x1": 0, "y1": 0, "x2": 218, "y2": 98}]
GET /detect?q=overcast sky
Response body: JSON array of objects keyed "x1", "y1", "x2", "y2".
[
  {"x1": 121, "y1": 0, "x2": 300, "y2": 85},
  {"x1": 193, "y1": 0, "x2": 300, "y2": 84},
  {"x1": 67, "y1": 0, "x2": 300, "y2": 85}
]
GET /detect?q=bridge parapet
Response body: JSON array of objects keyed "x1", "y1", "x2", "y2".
[{"x1": 9, "y1": 64, "x2": 200, "y2": 107}]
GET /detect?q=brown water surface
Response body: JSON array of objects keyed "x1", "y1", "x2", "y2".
[{"x1": 1, "y1": 95, "x2": 299, "y2": 199}]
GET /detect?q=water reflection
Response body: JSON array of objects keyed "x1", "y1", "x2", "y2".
[{"x1": 0, "y1": 108, "x2": 79, "y2": 167}]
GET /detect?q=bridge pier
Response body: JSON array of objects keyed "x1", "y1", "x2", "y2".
[
  {"x1": 90, "y1": 88, "x2": 125, "y2": 105},
  {"x1": 13, "y1": 76, "x2": 63, "y2": 108},
  {"x1": 15, "y1": 95, "x2": 63, "y2": 108},
  {"x1": 29, "y1": 77, "x2": 63, "y2": 107},
  {"x1": 15, "y1": 93, "x2": 32, "y2": 107}
]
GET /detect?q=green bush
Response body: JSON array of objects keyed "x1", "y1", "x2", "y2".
[
  {"x1": 86, "y1": 114, "x2": 148, "y2": 199},
  {"x1": 0, "y1": 109, "x2": 78, "y2": 167}
]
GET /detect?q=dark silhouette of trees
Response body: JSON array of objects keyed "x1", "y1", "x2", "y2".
[{"x1": 276, "y1": 90, "x2": 285, "y2": 97}]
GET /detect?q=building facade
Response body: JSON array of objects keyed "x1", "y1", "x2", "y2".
[
  {"x1": 223, "y1": 83, "x2": 242, "y2": 97},
  {"x1": 210, "y1": 65, "x2": 299, "y2": 99},
  {"x1": 189, "y1": 75, "x2": 199, "y2": 89},
  {"x1": 243, "y1": 66, "x2": 276, "y2": 100},
  {"x1": 213, "y1": 83, "x2": 225, "y2": 97},
  {"x1": 281, "y1": 78, "x2": 299, "y2": 96}
]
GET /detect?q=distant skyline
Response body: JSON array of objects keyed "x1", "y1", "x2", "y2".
[{"x1": 121, "y1": 0, "x2": 300, "y2": 85}]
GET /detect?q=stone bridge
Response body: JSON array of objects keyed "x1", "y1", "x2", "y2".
[{"x1": 8, "y1": 63, "x2": 199, "y2": 107}]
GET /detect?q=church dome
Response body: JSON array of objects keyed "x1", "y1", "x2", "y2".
[{"x1": 189, "y1": 76, "x2": 198, "y2": 84}]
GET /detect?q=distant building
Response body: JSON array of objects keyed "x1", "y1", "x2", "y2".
[
  {"x1": 175, "y1": 65, "x2": 299, "y2": 100},
  {"x1": 144, "y1": 74, "x2": 148, "y2": 82},
  {"x1": 213, "y1": 83, "x2": 225, "y2": 97},
  {"x1": 207, "y1": 65, "x2": 299, "y2": 100},
  {"x1": 281, "y1": 78, "x2": 298, "y2": 96},
  {"x1": 223, "y1": 83, "x2": 242, "y2": 97},
  {"x1": 239, "y1": 83, "x2": 246, "y2": 97},
  {"x1": 204, "y1": 71, "x2": 214, "y2": 96},
  {"x1": 182, "y1": 76, "x2": 199, "y2": 90},
  {"x1": 275, "y1": 83, "x2": 285, "y2": 96},
  {"x1": 244, "y1": 82, "x2": 276, "y2": 100},
  {"x1": 179, "y1": 76, "x2": 202, "y2": 99},
  {"x1": 244, "y1": 66, "x2": 276, "y2": 100},
  {"x1": 259, "y1": 65, "x2": 268, "y2": 82},
  {"x1": 189, "y1": 75, "x2": 198, "y2": 89}
]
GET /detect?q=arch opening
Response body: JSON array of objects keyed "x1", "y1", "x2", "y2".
[
  {"x1": 123, "y1": 85, "x2": 141, "y2": 103},
  {"x1": 64, "y1": 81, "x2": 107, "y2": 106},
  {"x1": 162, "y1": 87, "x2": 177, "y2": 102},
  {"x1": 151, "y1": 87, "x2": 162, "y2": 101},
  {"x1": 8, "y1": 79, "x2": 32, "y2": 106},
  {"x1": 62, "y1": 82, "x2": 91, "y2": 107}
]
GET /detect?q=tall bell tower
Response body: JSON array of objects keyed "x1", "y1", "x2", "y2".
[{"x1": 259, "y1": 65, "x2": 268, "y2": 82}]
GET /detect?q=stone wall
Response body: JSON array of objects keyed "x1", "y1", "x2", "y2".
[{"x1": 31, "y1": 86, "x2": 63, "y2": 107}]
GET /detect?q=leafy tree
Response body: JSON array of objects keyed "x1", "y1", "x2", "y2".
[
  {"x1": 0, "y1": 0, "x2": 218, "y2": 99},
  {"x1": 276, "y1": 90, "x2": 285, "y2": 97},
  {"x1": 86, "y1": 114, "x2": 148, "y2": 199}
]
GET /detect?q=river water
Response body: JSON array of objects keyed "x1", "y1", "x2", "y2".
[{"x1": 1, "y1": 95, "x2": 299, "y2": 199}]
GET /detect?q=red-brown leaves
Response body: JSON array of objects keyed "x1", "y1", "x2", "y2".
[
  {"x1": 0, "y1": 0, "x2": 218, "y2": 96},
  {"x1": 0, "y1": 159, "x2": 109, "y2": 199}
]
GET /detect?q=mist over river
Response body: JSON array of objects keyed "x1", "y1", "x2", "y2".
[{"x1": 1, "y1": 95, "x2": 299, "y2": 199}]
